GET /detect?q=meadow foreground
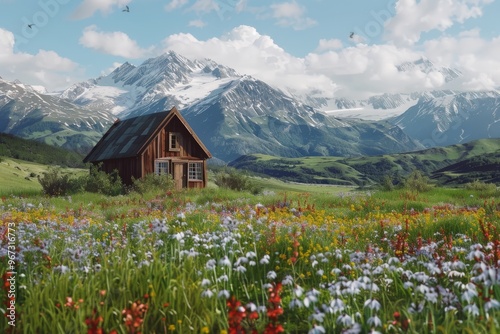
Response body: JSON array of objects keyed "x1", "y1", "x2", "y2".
[{"x1": 1, "y1": 188, "x2": 499, "y2": 333}]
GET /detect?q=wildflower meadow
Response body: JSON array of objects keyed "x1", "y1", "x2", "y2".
[{"x1": 1, "y1": 186, "x2": 500, "y2": 333}]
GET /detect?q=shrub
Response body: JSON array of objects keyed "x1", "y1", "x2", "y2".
[
  {"x1": 379, "y1": 174, "x2": 395, "y2": 191},
  {"x1": 464, "y1": 179, "x2": 498, "y2": 194},
  {"x1": 81, "y1": 163, "x2": 125, "y2": 196},
  {"x1": 213, "y1": 168, "x2": 261, "y2": 194},
  {"x1": 402, "y1": 170, "x2": 433, "y2": 192},
  {"x1": 131, "y1": 173, "x2": 174, "y2": 195},
  {"x1": 38, "y1": 167, "x2": 73, "y2": 196}
]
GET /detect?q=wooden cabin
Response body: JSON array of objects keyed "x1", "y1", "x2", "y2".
[{"x1": 83, "y1": 107, "x2": 212, "y2": 190}]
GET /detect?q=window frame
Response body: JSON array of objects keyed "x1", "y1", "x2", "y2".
[
  {"x1": 188, "y1": 161, "x2": 203, "y2": 181},
  {"x1": 169, "y1": 132, "x2": 181, "y2": 152},
  {"x1": 154, "y1": 159, "x2": 170, "y2": 176}
]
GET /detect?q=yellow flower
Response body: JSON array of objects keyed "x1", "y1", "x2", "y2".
[
  {"x1": 201, "y1": 326, "x2": 210, "y2": 333},
  {"x1": 168, "y1": 324, "x2": 175, "y2": 331},
  {"x1": 220, "y1": 330, "x2": 228, "y2": 334}
]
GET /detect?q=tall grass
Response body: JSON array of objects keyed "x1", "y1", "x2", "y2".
[{"x1": 1, "y1": 185, "x2": 500, "y2": 333}]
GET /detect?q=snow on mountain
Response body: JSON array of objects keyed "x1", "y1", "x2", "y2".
[
  {"x1": 59, "y1": 51, "x2": 241, "y2": 118},
  {"x1": 0, "y1": 77, "x2": 115, "y2": 153},
  {"x1": 392, "y1": 91, "x2": 500, "y2": 147},
  {"x1": 313, "y1": 58, "x2": 463, "y2": 121}
]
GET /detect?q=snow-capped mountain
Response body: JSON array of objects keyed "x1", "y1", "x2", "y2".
[
  {"x1": 312, "y1": 58, "x2": 463, "y2": 121},
  {"x1": 0, "y1": 77, "x2": 115, "y2": 154},
  {"x1": 392, "y1": 91, "x2": 500, "y2": 147},
  {"x1": 59, "y1": 51, "x2": 240, "y2": 118},
  {"x1": 1, "y1": 51, "x2": 499, "y2": 161},
  {"x1": 57, "y1": 51, "x2": 422, "y2": 161}
]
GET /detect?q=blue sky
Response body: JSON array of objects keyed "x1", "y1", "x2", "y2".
[{"x1": 1, "y1": 0, "x2": 499, "y2": 99}]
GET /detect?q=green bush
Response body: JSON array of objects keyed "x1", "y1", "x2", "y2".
[
  {"x1": 82, "y1": 164, "x2": 124, "y2": 196},
  {"x1": 213, "y1": 168, "x2": 261, "y2": 194},
  {"x1": 131, "y1": 173, "x2": 174, "y2": 195},
  {"x1": 379, "y1": 175, "x2": 395, "y2": 191},
  {"x1": 464, "y1": 179, "x2": 497, "y2": 192},
  {"x1": 402, "y1": 169, "x2": 433, "y2": 192},
  {"x1": 38, "y1": 167, "x2": 73, "y2": 196}
]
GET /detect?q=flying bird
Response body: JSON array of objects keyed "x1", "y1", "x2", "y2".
[
  {"x1": 349, "y1": 32, "x2": 355, "y2": 39},
  {"x1": 28, "y1": 24, "x2": 35, "y2": 29},
  {"x1": 122, "y1": 5, "x2": 129, "y2": 12}
]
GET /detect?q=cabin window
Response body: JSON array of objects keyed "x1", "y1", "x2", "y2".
[
  {"x1": 154, "y1": 160, "x2": 170, "y2": 175},
  {"x1": 169, "y1": 132, "x2": 181, "y2": 151},
  {"x1": 188, "y1": 162, "x2": 203, "y2": 181}
]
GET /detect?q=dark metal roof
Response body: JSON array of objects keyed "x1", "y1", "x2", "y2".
[{"x1": 84, "y1": 110, "x2": 171, "y2": 162}]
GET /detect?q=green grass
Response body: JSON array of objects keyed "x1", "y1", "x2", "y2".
[
  {"x1": 0, "y1": 157, "x2": 87, "y2": 196},
  {"x1": 230, "y1": 138, "x2": 500, "y2": 187}
]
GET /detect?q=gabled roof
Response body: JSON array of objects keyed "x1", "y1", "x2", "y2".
[{"x1": 83, "y1": 107, "x2": 211, "y2": 163}]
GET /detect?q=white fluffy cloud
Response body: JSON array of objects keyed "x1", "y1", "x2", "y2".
[
  {"x1": 165, "y1": 0, "x2": 189, "y2": 12},
  {"x1": 270, "y1": 1, "x2": 316, "y2": 30},
  {"x1": 160, "y1": 25, "x2": 337, "y2": 97},
  {"x1": 72, "y1": 0, "x2": 131, "y2": 19},
  {"x1": 0, "y1": 28, "x2": 79, "y2": 91},
  {"x1": 385, "y1": 0, "x2": 493, "y2": 46},
  {"x1": 159, "y1": 24, "x2": 500, "y2": 99},
  {"x1": 79, "y1": 25, "x2": 150, "y2": 58}
]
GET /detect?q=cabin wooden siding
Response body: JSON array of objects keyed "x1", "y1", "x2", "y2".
[{"x1": 84, "y1": 107, "x2": 211, "y2": 189}]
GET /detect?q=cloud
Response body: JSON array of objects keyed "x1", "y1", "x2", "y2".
[
  {"x1": 161, "y1": 25, "x2": 336, "y2": 97},
  {"x1": 190, "y1": 0, "x2": 218, "y2": 13},
  {"x1": 0, "y1": 28, "x2": 80, "y2": 91},
  {"x1": 423, "y1": 32, "x2": 500, "y2": 91},
  {"x1": 270, "y1": 1, "x2": 316, "y2": 30},
  {"x1": 72, "y1": 0, "x2": 131, "y2": 20},
  {"x1": 79, "y1": 25, "x2": 150, "y2": 58},
  {"x1": 159, "y1": 24, "x2": 500, "y2": 100},
  {"x1": 188, "y1": 20, "x2": 206, "y2": 28},
  {"x1": 165, "y1": 0, "x2": 189, "y2": 12},
  {"x1": 385, "y1": 0, "x2": 493, "y2": 46},
  {"x1": 316, "y1": 39, "x2": 343, "y2": 52}
]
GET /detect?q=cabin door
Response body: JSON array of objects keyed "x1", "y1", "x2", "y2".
[{"x1": 173, "y1": 162, "x2": 187, "y2": 190}]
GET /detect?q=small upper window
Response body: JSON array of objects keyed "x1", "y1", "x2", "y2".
[{"x1": 169, "y1": 132, "x2": 181, "y2": 151}]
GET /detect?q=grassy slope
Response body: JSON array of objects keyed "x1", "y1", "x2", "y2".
[
  {"x1": 0, "y1": 157, "x2": 89, "y2": 195},
  {"x1": 229, "y1": 138, "x2": 500, "y2": 186},
  {"x1": 0, "y1": 133, "x2": 86, "y2": 168}
]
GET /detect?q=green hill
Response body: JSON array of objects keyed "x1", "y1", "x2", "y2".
[
  {"x1": 0, "y1": 133, "x2": 85, "y2": 168},
  {"x1": 229, "y1": 138, "x2": 500, "y2": 186}
]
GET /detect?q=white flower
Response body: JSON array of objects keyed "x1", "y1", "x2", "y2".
[
  {"x1": 484, "y1": 299, "x2": 500, "y2": 312},
  {"x1": 201, "y1": 289, "x2": 214, "y2": 298},
  {"x1": 267, "y1": 271, "x2": 277, "y2": 280},
  {"x1": 234, "y1": 265, "x2": 247, "y2": 273},
  {"x1": 448, "y1": 270, "x2": 465, "y2": 278},
  {"x1": 218, "y1": 290, "x2": 230, "y2": 299},
  {"x1": 206, "y1": 259, "x2": 217, "y2": 270},
  {"x1": 309, "y1": 311, "x2": 325, "y2": 322},
  {"x1": 201, "y1": 278, "x2": 211, "y2": 287},
  {"x1": 464, "y1": 304, "x2": 480, "y2": 317},
  {"x1": 367, "y1": 315, "x2": 382, "y2": 327},
  {"x1": 282, "y1": 275, "x2": 293, "y2": 286},
  {"x1": 246, "y1": 251, "x2": 257, "y2": 258},
  {"x1": 336, "y1": 313, "x2": 353, "y2": 327},
  {"x1": 330, "y1": 298, "x2": 345, "y2": 314},
  {"x1": 217, "y1": 274, "x2": 229, "y2": 282},
  {"x1": 219, "y1": 256, "x2": 231, "y2": 267},
  {"x1": 364, "y1": 298, "x2": 381, "y2": 311},
  {"x1": 260, "y1": 254, "x2": 270, "y2": 265},
  {"x1": 294, "y1": 285, "x2": 304, "y2": 297},
  {"x1": 308, "y1": 325, "x2": 326, "y2": 333},
  {"x1": 289, "y1": 298, "x2": 303, "y2": 309}
]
